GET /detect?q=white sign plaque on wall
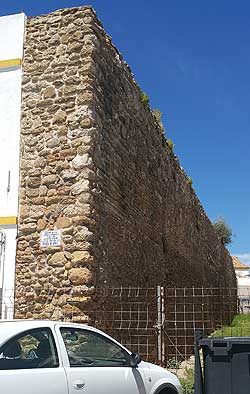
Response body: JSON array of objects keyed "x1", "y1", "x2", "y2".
[{"x1": 40, "y1": 230, "x2": 62, "y2": 248}]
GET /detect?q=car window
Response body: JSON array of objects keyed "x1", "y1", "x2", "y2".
[
  {"x1": 0, "y1": 328, "x2": 59, "y2": 370},
  {"x1": 60, "y1": 327, "x2": 130, "y2": 367}
]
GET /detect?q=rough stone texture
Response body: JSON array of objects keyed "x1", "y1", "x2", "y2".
[
  {"x1": 15, "y1": 7, "x2": 98, "y2": 320},
  {"x1": 15, "y1": 6, "x2": 236, "y2": 320},
  {"x1": 69, "y1": 268, "x2": 93, "y2": 286},
  {"x1": 87, "y1": 9, "x2": 236, "y2": 290}
]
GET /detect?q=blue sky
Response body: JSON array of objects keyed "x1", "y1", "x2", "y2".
[{"x1": 1, "y1": 1, "x2": 249, "y2": 262}]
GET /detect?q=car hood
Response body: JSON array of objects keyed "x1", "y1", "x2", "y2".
[{"x1": 141, "y1": 360, "x2": 178, "y2": 377}]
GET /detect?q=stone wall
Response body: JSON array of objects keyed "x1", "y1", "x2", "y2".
[
  {"x1": 15, "y1": 6, "x2": 236, "y2": 320},
  {"x1": 88, "y1": 10, "x2": 235, "y2": 289},
  {"x1": 15, "y1": 7, "x2": 100, "y2": 320}
]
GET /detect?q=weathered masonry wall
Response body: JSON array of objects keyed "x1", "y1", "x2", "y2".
[
  {"x1": 89, "y1": 14, "x2": 236, "y2": 289},
  {"x1": 16, "y1": 8, "x2": 99, "y2": 320},
  {"x1": 15, "y1": 7, "x2": 236, "y2": 319}
]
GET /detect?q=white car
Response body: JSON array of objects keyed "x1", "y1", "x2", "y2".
[{"x1": 0, "y1": 320, "x2": 182, "y2": 394}]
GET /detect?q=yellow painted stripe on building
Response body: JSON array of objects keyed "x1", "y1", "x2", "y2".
[
  {"x1": 0, "y1": 216, "x2": 17, "y2": 225},
  {"x1": 0, "y1": 58, "x2": 22, "y2": 68}
]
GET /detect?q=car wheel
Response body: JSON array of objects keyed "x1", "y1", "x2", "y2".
[{"x1": 158, "y1": 388, "x2": 178, "y2": 394}]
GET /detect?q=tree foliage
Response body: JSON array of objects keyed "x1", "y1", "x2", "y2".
[{"x1": 213, "y1": 217, "x2": 232, "y2": 246}]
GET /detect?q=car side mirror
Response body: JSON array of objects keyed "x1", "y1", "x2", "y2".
[{"x1": 130, "y1": 352, "x2": 141, "y2": 368}]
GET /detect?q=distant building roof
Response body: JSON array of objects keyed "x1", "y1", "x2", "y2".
[{"x1": 232, "y1": 256, "x2": 249, "y2": 270}]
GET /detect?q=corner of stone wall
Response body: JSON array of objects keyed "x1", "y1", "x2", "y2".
[{"x1": 15, "y1": 6, "x2": 102, "y2": 321}]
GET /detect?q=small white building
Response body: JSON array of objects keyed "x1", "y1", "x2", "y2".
[
  {"x1": 232, "y1": 256, "x2": 250, "y2": 312},
  {"x1": 233, "y1": 256, "x2": 250, "y2": 279}
]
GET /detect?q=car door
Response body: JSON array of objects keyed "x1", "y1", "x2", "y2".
[
  {"x1": 0, "y1": 327, "x2": 68, "y2": 394},
  {"x1": 56, "y1": 325, "x2": 146, "y2": 394}
]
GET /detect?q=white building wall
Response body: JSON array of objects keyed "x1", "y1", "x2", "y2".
[
  {"x1": 0, "y1": 69, "x2": 23, "y2": 217},
  {"x1": 0, "y1": 13, "x2": 26, "y2": 319},
  {"x1": 0, "y1": 13, "x2": 26, "y2": 61},
  {"x1": 235, "y1": 269, "x2": 250, "y2": 278}
]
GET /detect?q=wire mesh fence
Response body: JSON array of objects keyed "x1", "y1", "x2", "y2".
[
  {"x1": 162, "y1": 287, "x2": 237, "y2": 367},
  {"x1": 1, "y1": 286, "x2": 250, "y2": 368},
  {"x1": 87, "y1": 287, "x2": 158, "y2": 363}
]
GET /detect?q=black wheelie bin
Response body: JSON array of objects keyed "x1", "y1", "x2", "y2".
[{"x1": 195, "y1": 333, "x2": 250, "y2": 394}]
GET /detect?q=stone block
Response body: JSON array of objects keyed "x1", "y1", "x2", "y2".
[
  {"x1": 71, "y1": 250, "x2": 93, "y2": 264},
  {"x1": 42, "y1": 174, "x2": 58, "y2": 185},
  {"x1": 48, "y1": 252, "x2": 67, "y2": 267},
  {"x1": 43, "y1": 85, "x2": 56, "y2": 99},
  {"x1": 71, "y1": 179, "x2": 89, "y2": 195},
  {"x1": 61, "y1": 169, "x2": 78, "y2": 180},
  {"x1": 55, "y1": 217, "x2": 71, "y2": 229},
  {"x1": 53, "y1": 109, "x2": 67, "y2": 124},
  {"x1": 69, "y1": 268, "x2": 93, "y2": 285},
  {"x1": 37, "y1": 218, "x2": 47, "y2": 231}
]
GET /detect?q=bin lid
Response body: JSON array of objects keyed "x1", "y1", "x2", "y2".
[
  {"x1": 201, "y1": 336, "x2": 250, "y2": 344},
  {"x1": 200, "y1": 337, "x2": 250, "y2": 352}
]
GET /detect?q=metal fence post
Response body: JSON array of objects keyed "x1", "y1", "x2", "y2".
[
  {"x1": 156, "y1": 285, "x2": 165, "y2": 365},
  {"x1": 161, "y1": 286, "x2": 165, "y2": 366}
]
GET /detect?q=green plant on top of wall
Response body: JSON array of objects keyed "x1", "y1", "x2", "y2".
[
  {"x1": 152, "y1": 109, "x2": 164, "y2": 132},
  {"x1": 167, "y1": 139, "x2": 174, "y2": 151},
  {"x1": 213, "y1": 217, "x2": 232, "y2": 246},
  {"x1": 140, "y1": 91, "x2": 150, "y2": 109},
  {"x1": 187, "y1": 177, "x2": 193, "y2": 186},
  {"x1": 196, "y1": 218, "x2": 202, "y2": 231}
]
